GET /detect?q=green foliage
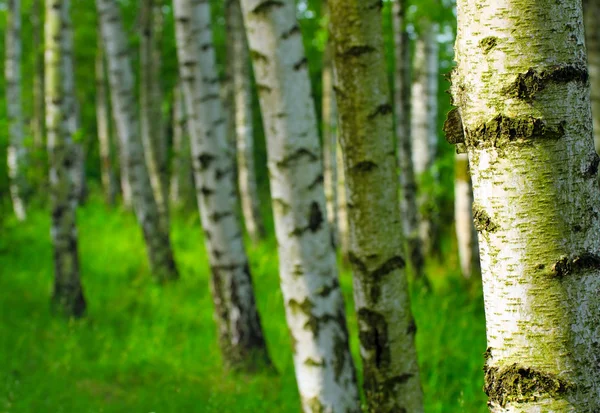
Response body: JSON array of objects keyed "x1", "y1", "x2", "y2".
[{"x1": 0, "y1": 199, "x2": 486, "y2": 412}]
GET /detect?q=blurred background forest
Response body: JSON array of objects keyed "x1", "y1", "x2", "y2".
[{"x1": 0, "y1": 0, "x2": 489, "y2": 411}]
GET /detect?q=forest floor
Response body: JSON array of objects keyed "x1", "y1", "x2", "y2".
[{"x1": 0, "y1": 196, "x2": 487, "y2": 412}]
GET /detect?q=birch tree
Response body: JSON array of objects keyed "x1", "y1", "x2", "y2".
[
  {"x1": 584, "y1": 0, "x2": 600, "y2": 152},
  {"x1": 5, "y1": 0, "x2": 28, "y2": 221},
  {"x1": 329, "y1": 1, "x2": 423, "y2": 411},
  {"x1": 240, "y1": 0, "x2": 361, "y2": 410},
  {"x1": 336, "y1": 141, "x2": 350, "y2": 259},
  {"x1": 225, "y1": 0, "x2": 265, "y2": 242},
  {"x1": 32, "y1": 0, "x2": 45, "y2": 151},
  {"x1": 454, "y1": 152, "x2": 479, "y2": 279},
  {"x1": 97, "y1": 0, "x2": 178, "y2": 283},
  {"x1": 170, "y1": 83, "x2": 194, "y2": 207},
  {"x1": 174, "y1": 0, "x2": 271, "y2": 369},
  {"x1": 45, "y1": 0, "x2": 86, "y2": 317},
  {"x1": 448, "y1": 0, "x2": 600, "y2": 410},
  {"x1": 393, "y1": 0, "x2": 424, "y2": 279}
]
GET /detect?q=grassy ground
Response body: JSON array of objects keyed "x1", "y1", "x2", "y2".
[{"x1": 0, "y1": 198, "x2": 487, "y2": 412}]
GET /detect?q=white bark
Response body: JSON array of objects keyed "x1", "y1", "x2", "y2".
[
  {"x1": 97, "y1": 0, "x2": 178, "y2": 283},
  {"x1": 454, "y1": 152, "x2": 479, "y2": 279},
  {"x1": 451, "y1": 0, "x2": 600, "y2": 410},
  {"x1": 45, "y1": 0, "x2": 86, "y2": 317},
  {"x1": 5, "y1": 0, "x2": 27, "y2": 221},
  {"x1": 174, "y1": 0, "x2": 271, "y2": 369},
  {"x1": 584, "y1": 0, "x2": 600, "y2": 153},
  {"x1": 226, "y1": 0, "x2": 265, "y2": 242},
  {"x1": 239, "y1": 1, "x2": 360, "y2": 411},
  {"x1": 336, "y1": 140, "x2": 350, "y2": 259}
]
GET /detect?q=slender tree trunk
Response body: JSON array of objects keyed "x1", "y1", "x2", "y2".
[
  {"x1": 225, "y1": 0, "x2": 265, "y2": 242},
  {"x1": 321, "y1": 0, "x2": 338, "y2": 247},
  {"x1": 5, "y1": 0, "x2": 28, "y2": 221},
  {"x1": 454, "y1": 152, "x2": 479, "y2": 279},
  {"x1": 584, "y1": 0, "x2": 600, "y2": 152},
  {"x1": 140, "y1": 0, "x2": 169, "y2": 223},
  {"x1": 393, "y1": 0, "x2": 424, "y2": 279},
  {"x1": 240, "y1": 1, "x2": 360, "y2": 411},
  {"x1": 32, "y1": 0, "x2": 45, "y2": 151},
  {"x1": 336, "y1": 139, "x2": 350, "y2": 259},
  {"x1": 97, "y1": 0, "x2": 178, "y2": 283},
  {"x1": 45, "y1": 0, "x2": 86, "y2": 317},
  {"x1": 96, "y1": 36, "x2": 117, "y2": 205},
  {"x1": 170, "y1": 83, "x2": 194, "y2": 207},
  {"x1": 449, "y1": 1, "x2": 600, "y2": 410},
  {"x1": 173, "y1": 0, "x2": 271, "y2": 370},
  {"x1": 329, "y1": 2, "x2": 424, "y2": 412}
]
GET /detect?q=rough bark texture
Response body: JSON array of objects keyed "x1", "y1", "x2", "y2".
[
  {"x1": 97, "y1": 0, "x2": 178, "y2": 283},
  {"x1": 6, "y1": 0, "x2": 28, "y2": 221},
  {"x1": 329, "y1": 1, "x2": 424, "y2": 412},
  {"x1": 454, "y1": 152, "x2": 479, "y2": 279},
  {"x1": 451, "y1": 1, "x2": 600, "y2": 410},
  {"x1": 240, "y1": 1, "x2": 361, "y2": 411},
  {"x1": 140, "y1": 0, "x2": 169, "y2": 223},
  {"x1": 393, "y1": 0, "x2": 424, "y2": 280},
  {"x1": 584, "y1": 0, "x2": 600, "y2": 152},
  {"x1": 95, "y1": 36, "x2": 117, "y2": 205},
  {"x1": 45, "y1": 0, "x2": 86, "y2": 317},
  {"x1": 225, "y1": 0, "x2": 266, "y2": 242},
  {"x1": 170, "y1": 83, "x2": 194, "y2": 207},
  {"x1": 32, "y1": 0, "x2": 45, "y2": 151},
  {"x1": 174, "y1": 0, "x2": 271, "y2": 370}
]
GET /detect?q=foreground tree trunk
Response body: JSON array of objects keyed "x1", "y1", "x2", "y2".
[
  {"x1": 140, "y1": 0, "x2": 169, "y2": 223},
  {"x1": 5, "y1": 0, "x2": 28, "y2": 221},
  {"x1": 95, "y1": 36, "x2": 117, "y2": 205},
  {"x1": 174, "y1": 0, "x2": 271, "y2": 370},
  {"x1": 240, "y1": 0, "x2": 360, "y2": 410},
  {"x1": 454, "y1": 152, "x2": 479, "y2": 279},
  {"x1": 330, "y1": 1, "x2": 424, "y2": 412},
  {"x1": 584, "y1": 0, "x2": 600, "y2": 152},
  {"x1": 450, "y1": 0, "x2": 600, "y2": 410},
  {"x1": 97, "y1": 0, "x2": 178, "y2": 283},
  {"x1": 170, "y1": 83, "x2": 194, "y2": 208},
  {"x1": 393, "y1": 0, "x2": 424, "y2": 279},
  {"x1": 45, "y1": 0, "x2": 86, "y2": 317},
  {"x1": 225, "y1": 0, "x2": 265, "y2": 242}
]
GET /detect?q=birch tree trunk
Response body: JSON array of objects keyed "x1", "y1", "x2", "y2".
[
  {"x1": 45, "y1": 0, "x2": 86, "y2": 317},
  {"x1": 454, "y1": 152, "x2": 479, "y2": 279},
  {"x1": 329, "y1": 2, "x2": 423, "y2": 411},
  {"x1": 170, "y1": 83, "x2": 194, "y2": 207},
  {"x1": 584, "y1": 0, "x2": 600, "y2": 152},
  {"x1": 97, "y1": 0, "x2": 178, "y2": 283},
  {"x1": 449, "y1": 0, "x2": 600, "y2": 410},
  {"x1": 240, "y1": 1, "x2": 360, "y2": 410},
  {"x1": 393, "y1": 0, "x2": 424, "y2": 279},
  {"x1": 140, "y1": 0, "x2": 169, "y2": 222},
  {"x1": 336, "y1": 140, "x2": 350, "y2": 259},
  {"x1": 174, "y1": 0, "x2": 271, "y2": 370},
  {"x1": 32, "y1": 0, "x2": 45, "y2": 151},
  {"x1": 5, "y1": 0, "x2": 28, "y2": 221},
  {"x1": 96, "y1": 36, "x2": 117, "y2": 205},
  {"x1": 225, "y1": 0, "x2": 265, "y2": 242}
]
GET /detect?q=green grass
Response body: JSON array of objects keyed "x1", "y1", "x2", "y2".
[{"x1": 0, "y1": 198, "x2": 487, "y2": 412}]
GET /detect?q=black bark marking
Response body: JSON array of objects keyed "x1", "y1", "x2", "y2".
[
  {"x1": 275, "y1": 148, "x2": 318, "y2": 168},
  {"x1": 584, "y1": 153, "x2": 600, "y2": 178},
  {"x1": 293, "y1": 57, "x2": 308, "y2": 71},
  {"x1": 250, "y1": 50, "x2": 269, "y2": 63},
  {"x1": 199, "y1": 186, "x2": 214, "y2": 197},
  {"x1": 352, "y1": 161, "x2": 378, "y2": 174},
  {"x1": 407, "y1": 317, "x2": 417, "y2": 335},
  {"x1": 484, "y1": 364, "x2": 574, "y2": 407},
  {"x1": 358, "y1": 308, "x2": 392, "y2": 404},
  {"x1": 197, "y1": 153, "x2": 215, "y2": 170},
  {"x1": 341, "y1": 45, "x2": 376, "y2": 58},
  {"x1": 348, "y1": 253, "x2": 405, "y2": 302},
  {"x1": 251, "y1": 0, "x2": 284, "y2": 15},
  {"x1": 479, "y1": 36, "x2": 498, "y2": 53},
  {"x1": 304, "y1": 358, "x2": 325, "y2": 367},
  {"x1": 288, "y1": 298, "x2": 315, "y2": 315},
  {"x1": 551, "y1": 253, "x2": 600, "y2": 278},
  {"x1": 367, "y1": 0, "x2": 383, "y2": 10},
  {"x1": 210, "y1": 211, "x2": 233, "y2": 222},
  {"x1": 505, "y1": 64, "x2": 589, "y2": 100},
  {"x1": 367, "y1": 103, "x2": 392, "y2": 120},
  {"x1": 308, "y1": 202, "x2": 323, "y2": 232},
  {"x1": 315, "y1": 279, "x2": 340, "y2": 297},
  {"x1": 281, "y1": 24, "x2": 301, "y2": 40},
  {"x1": 444, "y1": 107, "x2": 465, "y2": 145},
  {"x1": 472, "y1": 204, "x2": 499, "y2": 233},
  {"x1": 308, "y1": 173, "x2": 324, "y2": 190}
]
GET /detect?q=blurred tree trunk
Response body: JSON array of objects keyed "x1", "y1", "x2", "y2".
[
  {"x1": 330, "y1": 1, "x2": 424, "y2": 411},
  {"x1": 97, "y1": 0, "x2": 178, "y2": 283},
  {"x1": 173, "y1": 0, "x2": 271, "y2": 370},
  {"x1": 584, "y1": 0, "x2": 600, "y2": 152},
  {"x1": 5, "y1": 0, "x2": 28, "y2": 221},
  {"x1": 393, "y1": 0, "x2": 424, "y2": 280},
  {"x1": 45, "y1": 0, "x2": 86, "y2": 317},
  {"x1": 454, "y1": 152, "x2": 479, "y2": 279},
  {"x1": 321, "y1": 0, "x2": 338, "y2": 248},
  {"x1": 170, "y1": 83, "x2": 194, "y2": 208},
  {"x1": 450, "y1": 0, "x2": 600, "y2": 410},
  {"x1": 240, "y1": 0, "x2": 360, "y2": 410},
  {"x1": 336, "y1": 140, "x2": 350, "y2": 259},
  {"x1": 140, "y1": 0, "x2": 169, "y2": 224},
  {"x1": 225, "y1": 0, "x2": 265, "y2": 242},
  {"x1": 32, "y1": 0, "x2": 45, "y2": 151},
  {"x1": 95, "y1": 35, "x2": 118, "y2": 205}
]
